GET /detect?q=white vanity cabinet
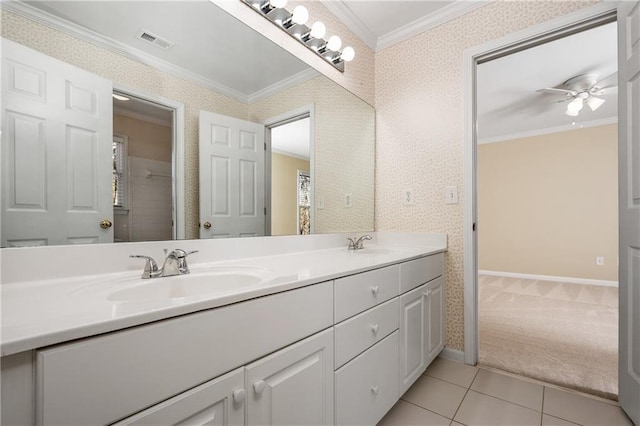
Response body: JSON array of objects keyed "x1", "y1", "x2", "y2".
[
  {"x1": 35, "y1": 282, "x2": 333, "y2": 425},
  {"x1": 398, "y1": 255, "x2": 445, "y2": 395}
]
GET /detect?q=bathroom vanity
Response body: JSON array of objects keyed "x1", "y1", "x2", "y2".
[{"x1": 1, "y1": 232, "x2": 446, "y2": 425}]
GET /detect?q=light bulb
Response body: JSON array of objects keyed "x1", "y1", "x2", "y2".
[
  {"x1": 310, "y1": 22, "x2": 326, "y2": 39},
  {"x1": 341, "y1": 46, "x2": 355, "y2": 62},
  {"x1": 291, "y1": 5, "x2": 309, "y2": 25},
  {"x1": 565, "y1": 107, "x2": 579, "y2": 117},
  {"x1": 269, "y1": 0, "x2": 287, "y2": 8},
  {"x1": 327, "y1": 35, "x2": 342, "y2": 51}
]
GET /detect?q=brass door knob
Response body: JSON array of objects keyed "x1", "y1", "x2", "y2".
[
  {"x1": 100, "y1": 219, "x2": 113, "y2": 229},
  {"x1": 203, "y1": 221, "x2": 212, "y2": 230}
]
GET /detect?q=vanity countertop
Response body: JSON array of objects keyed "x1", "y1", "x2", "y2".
[{"x1": 1, "y1": 233, "x2": 446, "y2": 356}]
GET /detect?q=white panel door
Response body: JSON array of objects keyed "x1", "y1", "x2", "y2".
[
  {"x1": 426, "y1": 276, "x2": 445, "y2": 365},
  {"x1": 112, "y1": 367, "x2": 245, "y2": 426},
  {"x1": 1, "y1": 39, "x2": 113, "y2": 247},
  {"x1": 245, "y1": 328, "x2": 333, "y2": 426},
  {"x1": 398, "y1": 284, "x2": 428, "y2": 395},
  {"x1": 618, "y1": 2, "x2": 640, "y2": 423},
  {"x1": 199, "y1": 111, "x2": 265, "y2": 238}
]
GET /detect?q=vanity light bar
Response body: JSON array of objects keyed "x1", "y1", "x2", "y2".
[{"x1": 240, "y1": 0, "x2": 355, "y2": 73}]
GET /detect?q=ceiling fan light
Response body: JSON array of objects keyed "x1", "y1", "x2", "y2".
[
  {"x1": 587, "y1": 96, "x2": 606, "y2": 111},
  {"x1": 567, "y1": 97, "x2": 584, "y2": 113},
  {"x1": 565, "y1": 108, "x2": 579, "y2": 117}
]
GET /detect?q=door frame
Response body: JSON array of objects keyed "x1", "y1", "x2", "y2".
[
  {"x1": 263, "y1": 104, "x2": 316, "y2": 236},
  {"x1": 113, "y1": 83, "x2": 186, "y2": 240},
  {"x1": 462, "y1": 2, "x2": 618, "y2": 365}
]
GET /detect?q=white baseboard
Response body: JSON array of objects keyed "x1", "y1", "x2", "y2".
[
  {"x1": 479, "y1": 270, "x2": 618, "y2": 288},
  {"x1": 439, "y1": 347, "x2": 465, "y2": 363}
]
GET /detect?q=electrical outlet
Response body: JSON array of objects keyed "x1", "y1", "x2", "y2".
[
  {"x1": 403, "y1": 189, "x2": 415, "y2": 205},
  {"x1": 446, "y1": 186, "x2": 458, "y2": 204},
  {"x1": 316, "y1": 196, "x2": 325, "y2": 210},
  {"x1": 344, "y1": 193, "x2": 352, "y2": 208},
  {"x1": 596, "y1": 256, "x2": 605, "y2": 266}
]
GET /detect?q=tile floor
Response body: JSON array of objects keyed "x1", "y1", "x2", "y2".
[{"x1": 378, "y1": 357, "x2": 633, "y2": 426}]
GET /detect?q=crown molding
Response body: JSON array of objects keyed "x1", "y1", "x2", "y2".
[
  {"x1": 322, "y1": 0, "x2": 490, "y2": 52},
  {"x1": 271, "y1": 148, "x2": 310, "y2": 161},
  {"x1": 478, "y1": 116, "x2": 618, "y2": 144},
  {"x1": 1, "y1": 0, "x2": 308, "y2": 105},
  {"x1": 248, "y1": 68, "x2": 319, "y2": 104},
  {"x1": 321, "y1": 1, "x2": 378, "y2": 51},
  {"x1": 376, "y1": 1, "x2": 490, "y2": 51}
]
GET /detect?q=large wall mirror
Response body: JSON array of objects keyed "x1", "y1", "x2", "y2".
[{"x1": 0, "y1": 0, "x2": 374, "y2": 247}]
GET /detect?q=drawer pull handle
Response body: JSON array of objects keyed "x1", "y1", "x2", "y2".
[
  {"x1": 371, "y1": 324, "x2": 379, "y2": 334},
  {"x1": 370, "y1": 286, "x2": 380, "y2": 295},
  {"x1": 371, "y1": 385, "x2": 379, "y2": 395},
  {"x1": 253, "y1": 380, "x2": 266, "y2": 394},
  {"x1": 233, "y1": 388, "x2": 246, "y2": 403}
]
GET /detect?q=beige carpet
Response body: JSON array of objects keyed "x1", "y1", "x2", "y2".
[{"x1": 478, "y1": 274, "x2": 618, "y2": 400}]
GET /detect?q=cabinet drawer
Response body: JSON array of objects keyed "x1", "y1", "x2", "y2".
[
  {"x1": 400, "y1": 253, "x2": 444, "y2": 294},
  {"x1": 335, "y1": 331, "x2": 399, "y2": 426},
  {"x1": 36, "y1": 282, "x2": 333, "y2": 426},
  {"x1": 334, "y1": 298, "x2": 398, "y2": 368},
  {"x1": 334, "y1": 265, "x2": 399, "y2": 323}
]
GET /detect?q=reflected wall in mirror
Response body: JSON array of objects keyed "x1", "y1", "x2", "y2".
[{"x1": 0, "y1": 0, "x2": 374, "y2": 247}]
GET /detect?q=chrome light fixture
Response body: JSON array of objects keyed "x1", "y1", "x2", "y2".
[{"x1": 241, "y1": 0, "x2": 355, "y2": 72}]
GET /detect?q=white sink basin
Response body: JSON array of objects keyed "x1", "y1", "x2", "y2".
[
  {"x1": 107, "y1": 268, "x2": 269, "y2": 302},
  {"x1": 351, "y1": 247, "x2": 396, "y2": 255}
]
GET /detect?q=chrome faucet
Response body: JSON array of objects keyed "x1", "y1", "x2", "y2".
[
  {"x1": 130, "y1": 249, "x2": 198, "y2": 279},
  {"x1": 347, "y1": 235, "x2": 372, "y2": 250}
]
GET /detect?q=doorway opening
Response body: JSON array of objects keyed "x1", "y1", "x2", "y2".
[
  {"x1": 111, "y1": 88, "x2": 184, "y2": 241},
  {"x1": 463, "y1": 4, "x2": 620, "y2": 401},
  {"x1": 264, "y1": 106, "x2": 314, "y2": 236}
]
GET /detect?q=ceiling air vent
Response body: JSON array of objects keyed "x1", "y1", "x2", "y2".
[{"x1": 136, "y1": 30, "x2": 174, "y2": 50}]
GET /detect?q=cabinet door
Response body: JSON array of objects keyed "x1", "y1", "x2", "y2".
[
  {"x1": 398, "y1": 284, "x2": 428, "y2": 395},
  {"x1": 426, "y1": 276, "x2": 445, "y2": 365},
  {"x1": 245, "y1": 328, "x2": 334, "y2": 426},
  {"x1": 112, "y1": 368, "x2": 245, "y2": 426}
]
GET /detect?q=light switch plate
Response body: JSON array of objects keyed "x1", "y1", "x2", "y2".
[{"x1": 446, "y1": 186, "x2": 458, "y2": 204}]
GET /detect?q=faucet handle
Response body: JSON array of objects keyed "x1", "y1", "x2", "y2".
[
  {"x1": 130, "y1": 255, "x2": 159, "y2": 279},
  {"x1": 168, "y1": 249, "x2": 199, "y2": 258},
  {"x1": 347, "y1": 238, "x2": 357, "y2": 250}
]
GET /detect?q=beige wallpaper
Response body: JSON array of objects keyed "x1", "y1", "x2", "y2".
[
  {"x1": 1, "y1": 9, "x2": 249, "y2": 240},
  {"x1": 271, "y1": 153, "x2": 309, "y2": 236},
  {"x1": 249, "y1": 76, "x2": 375, "y2": 234},
  {"x1": 113, "y1": 114, "x2": 172, "y2": 163},
  {"x1": 478, "y1": 125, "x2": 618, "y2": 282},
  {"x1": 374, "y1": 1, "x2": 598, "y2": 351}
]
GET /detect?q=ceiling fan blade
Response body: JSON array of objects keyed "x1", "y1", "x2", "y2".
[
  {"x1": 587, "y1": 96, "x2": 606, "y2": 111},
  {"x1": 593, "y1": 71, "x2": 618, "y2": 89},
  {"x1": 537, "y1": 87, "x2": 576, "y2": 95}
]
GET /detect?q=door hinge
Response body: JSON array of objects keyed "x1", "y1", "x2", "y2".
[
  {"x1": 264, "y1": 142, "x2": 267, "y2": 151},
  {"x1": 264, "y1": 207, "x2": 267, "y2": 215},
  {"x1": 473, "y1": 222, "x2": 477, "y2": 232}
]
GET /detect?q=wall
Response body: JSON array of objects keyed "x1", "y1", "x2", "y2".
[
  {"x1": 374, "y1": 0, "x2": 598, "y2": 351},
  {"x1": 113, "y1": 114, "x2": 172, "y2": 162},
  {"x1": 1, "y1": 9, "x2": 248, "y2": 240},
  {"x1": 271, "y1": 153, "x2": 310, "y2": 236},
  {"x1": 478, "y1": 124, "x2": 618, "y2": 281},
  {"x1": 249, "y1": 76, "x2": 375, "y2": 234}
]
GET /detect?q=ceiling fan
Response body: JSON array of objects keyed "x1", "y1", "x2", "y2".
[{"x1": 538, "y1": 72, "x2": 617, "y2": 117}]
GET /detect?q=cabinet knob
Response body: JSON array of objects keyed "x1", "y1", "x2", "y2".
[
  {"x1": 232, "y1": 388, "x2": 246, "y2": 403},
  {"x1": 253, "y1": 380, "x2": 266, "y2": 394},
  {"x1": 370, "y1": 286, "x2": 380, "y2": 295},
  {"x1": 370, "y1": 385, "x2": 379, "y2": 395},
  {"x1": 371, "y1": 324, "x2": 379, "y2": 334}
]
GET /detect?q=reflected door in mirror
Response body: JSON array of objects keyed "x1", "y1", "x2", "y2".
[
  {"x1": 199, "y1": 111, "x2": 265, "y2": 238},
  {"x1": 1, "y1": 39, "x2": 113, "y2": 247}
]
